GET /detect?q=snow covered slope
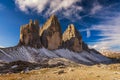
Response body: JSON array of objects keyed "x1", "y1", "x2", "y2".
[{"x1": 0, "y1": 46, "x2": 111, "y2": 65}]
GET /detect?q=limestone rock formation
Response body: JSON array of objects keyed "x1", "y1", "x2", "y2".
[
  {"x1": 62, "y1": 24, "x2": 82, "y2": 52},
  {"x1": 18, "y1": 15, "x2": 84, "y2": 52},
  {"x1": 40, "y1": 15, "x2": 62, "y2": 50},
  {"x1": 18, "y1": 19, "x2": 41, "y2": 48}
]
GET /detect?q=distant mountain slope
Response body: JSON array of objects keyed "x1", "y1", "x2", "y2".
[
  {"x1": 100, "y1": 50, "x2": 120, "y2": 59},
  {"x1": 0, "y1": 46, "x2": 111, "y2": 65}
]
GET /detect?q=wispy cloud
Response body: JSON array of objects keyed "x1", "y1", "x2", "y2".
[
  {"x1": 14, "y1": 0, "x2": 106, "y2": 21},
  {"x1": 15, "y1": 0, "x2": 82, "y2": 19},
  {"x1": 89, "y1": 14, "x2": 120, "y2": 51},
  {"x1": 90, "y1": 1, "x2": 102, "y2": 15},
  {"x1": 80, "y1": 3, "x2": 120, "y2": 51},
  {"x1": 86, "y1": 29, "x2": 91, "y2": 38}
]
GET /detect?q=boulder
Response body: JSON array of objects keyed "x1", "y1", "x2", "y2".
[
  {"x1": 40, "y1": 15, "x2": 62, "y2": 50},
  {"x1": 62, "y1": 24, "x2": 82, "y2": 52},
  {"x1": 18, "y1": 19, "x2": 41, "y2": 48}
]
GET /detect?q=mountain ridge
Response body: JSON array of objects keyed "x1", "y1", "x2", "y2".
[{"x1": 0, "y1": 15, "x2": 113, "y2": 65}]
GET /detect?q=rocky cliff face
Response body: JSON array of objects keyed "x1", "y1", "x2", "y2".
[
  {"x1": 62, "y1": 24, "x2": 82, "y2": 52},
  {"x1": 40, "y1": 15, "x2": 62, "y2": 50},
  {"x1": 18, "y1": 20, "x2": 41, "y2": 48},
  {"x1": 18, "y1": 15, "x2": 86, "y2": 52}
]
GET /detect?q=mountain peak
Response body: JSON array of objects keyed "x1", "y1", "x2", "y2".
[
  {"x1": 34, "y1": 20, "x2": 39, "y2": 26},
  {"x1": 62, "y1": 24, "x2": 81, "y2": 42},
  {"x1": 50, "y1": 14, "x2": 57, "y2": 20},
  {"x1": 39, "y1": 14, "x2": 60, "y2": 36},
  {"x1": 68, "y1": 24, "x2": 76, "y2": 33},
  {"x1": 40, "y1": 15, "x2": 62, "y2": 50},
  {"x1": 49, "y1": 14, "x2": 58, "y2": 23},
  {"x1": 18, "y1": 20, "x2": 41, "y2": 48},
  {"x1": 68, "y1": 24, "x2": 75, "y2": 29},
  {"x1": 62, "y1": 24, "x2": 82, "y2": 52},
  {"x1": 29, "y1": 19, "x2": 33, "y2": 25}
]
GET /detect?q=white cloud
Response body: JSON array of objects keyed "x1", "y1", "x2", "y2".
[
  {"x1": 91, "y1": 2, "x2": 102, "y2": 15},
  {"x1": 15, "y1": 0, "x2": 48, "y2": 13},
  {"x1": 89, "y1": 15, "x2": 120, "y2": 51},
  {"x1": 86, "y1": 28, "x2": 91, "y2": 38},
  {"x1": 89, "y1": 45, "x2": 98, "y2": 49},
  {"x1": 15, "y1": 0, "x2": 82, "y2": 18}
]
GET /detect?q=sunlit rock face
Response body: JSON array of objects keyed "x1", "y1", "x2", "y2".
[
  {"x1": 62, "y1": 24, "x2": 82, "y2": 52},
  {"x1": 18, "y1": 15, "x2": 85, "y2": 52},
  {"x1": 19, "y1": 19, "x2": 42, "y2": 48},
  {"x1": 40, "y1": 15, "x2": 62, "y2": 50}
]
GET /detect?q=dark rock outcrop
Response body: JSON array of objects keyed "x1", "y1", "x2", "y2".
[
  {"x1": 18, "y1": 20, "x2": 41, "y2": 48},
  {"x1": 82, "y1": 41, "x2": 89, "y2": 51},
  {"x1": 40, "y1": 15, "x2": 62, "y2": 50},
  {"x1": 0, "y1": 60, "x2": 65, "y2": 73},
  {"x1": 62, "y1": 24, "x2": 82, "y2": 52}
]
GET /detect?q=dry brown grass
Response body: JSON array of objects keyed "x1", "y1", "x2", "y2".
[{"x1": 0, "y1": 64, "x2": 120, "y2": 80}]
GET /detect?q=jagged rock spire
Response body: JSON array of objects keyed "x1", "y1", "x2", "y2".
[
  {"x1": 62, "y1": 24, "x2": 82, "y2": 52},
  {"x1": 29, "y1": 19, "x2": 33, "y2": 25},
  {"x1": 18, "y1": 15, "x2": 85, "y2": 52},
  {"x1": 40, "y1": 15, "x2": 62, "y2": 50},
  {"x1": 34, "y1": 20, "x2": 39, "y2": 26},
  {"x1": 18, "y1": 19, "x2": 41, "y2": 48},
  {"x1": 39, "y1": 14, "x2": 61, "y2": 36},
  {"x1": 62, "y1": 24, "x2": 82, "y2": 42}
]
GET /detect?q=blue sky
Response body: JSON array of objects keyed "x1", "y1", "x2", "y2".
[{"x1": 0, "y1": 0, "x2": 120, "y2": 51}]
